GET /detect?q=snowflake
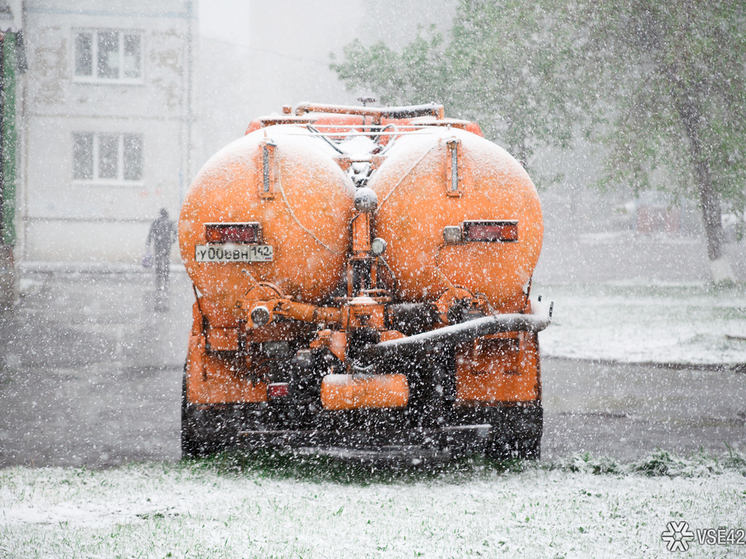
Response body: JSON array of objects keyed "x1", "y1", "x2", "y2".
[{"x1": 661, "y1": 521, "x2": 694, "y2": 552}]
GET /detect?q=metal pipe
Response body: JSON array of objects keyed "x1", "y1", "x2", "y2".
[{"x1": 363, "y1": 303, "x2": 552, "y2": 361}]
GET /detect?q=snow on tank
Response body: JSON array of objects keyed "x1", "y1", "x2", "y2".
[
  {"x1": 179, "y1": 126, "x2": 355, "y2": 313},
  {"x1": 368, "y1": 126, "x2": 543, "y2": 312}
]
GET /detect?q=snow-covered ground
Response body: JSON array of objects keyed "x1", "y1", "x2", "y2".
[
  {"x1": 1, "y1": 452, "x2": 745, "y2": 558},
  {"x1": 2, "y1": 279, "x2": 745, "y2": 557},
  {"x1": 538, "y1": 281, "x2": 746, "y2": 365}
]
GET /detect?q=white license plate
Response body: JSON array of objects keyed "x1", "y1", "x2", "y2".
[{"x1": 195, "y1": 244, "x2": 273, "y2": 263}]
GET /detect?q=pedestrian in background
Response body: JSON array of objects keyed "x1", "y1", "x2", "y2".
[{"x1": 146, "y1": 208, "x2": 177, "y2": 293}]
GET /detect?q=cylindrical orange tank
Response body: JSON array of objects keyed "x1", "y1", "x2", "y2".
[
  {"x1": 180, "y1": 127, "x2": 355, "y2": 313},
  {"x1": 369, "y1": 128, "x2": 543, "y2": 311}
]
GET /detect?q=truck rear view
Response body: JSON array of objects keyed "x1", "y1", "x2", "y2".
[{"x1": 179, "y1": 103, "x2": 550, "y2": 461}]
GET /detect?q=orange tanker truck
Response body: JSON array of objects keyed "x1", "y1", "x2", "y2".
[{"x1": 179, "y1": 102, "x2": 551, "y2": 461}]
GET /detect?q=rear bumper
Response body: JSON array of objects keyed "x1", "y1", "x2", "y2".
[
  {"x1": 235, "y1": 423, "x2": 493, "y2": 462},
  {"x1": 183, "y1": 400, "x2": 542, "y2": 460}
]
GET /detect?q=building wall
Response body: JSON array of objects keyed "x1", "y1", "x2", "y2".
[{"x1": 21, "y1": 0, "x2": 195, "y2": 263}]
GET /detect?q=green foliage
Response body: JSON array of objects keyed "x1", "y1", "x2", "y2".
[
  {"x1": 446, "y1": 0, "x2": 584, "y2": 160},
  {"x1": 331, "y1": 30, "x2": 450, "y2": 108},
  {"x1": 331, "y1": 0, "x2": 583, "y2": 169},
  {"x1": 586, "y1": 0, "x2": 746, "y2": 217}
]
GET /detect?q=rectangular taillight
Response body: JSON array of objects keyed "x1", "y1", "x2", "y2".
[
  {"x1": 462, "y1": 220, "x2": 518, "y2": 242},
  {"x1": 204, "y1": 222, "x2": 261, "y2": 244},
  {"x1": 268, "y1": 382, "x2": 290, "y2": 399}
]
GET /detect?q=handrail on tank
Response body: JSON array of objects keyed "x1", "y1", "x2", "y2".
[{"x1": 294, "y1": 102, "x2": 445, "y2": 123}]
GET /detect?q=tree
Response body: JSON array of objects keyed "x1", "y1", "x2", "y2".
[
  {"x1": 331, "y1": 0, "x2": 584, "y2": 172},
  {"x1": 331, "y1": 0, "x2": 746, "y2": 282},
  {"x1": 583, "y1": 0, "x2": 746, "y2": 282}
]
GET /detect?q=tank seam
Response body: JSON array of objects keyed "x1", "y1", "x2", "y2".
[
  {"x1": 277, "y1": 168, "x2": 342, "y2": 256},
  {"x1": 377, "y1": 145, "x2": 438, "y2": 210}
]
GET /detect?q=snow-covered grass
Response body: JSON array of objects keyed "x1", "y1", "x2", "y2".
[
  {"x1": 538, "y1": 281, "x2": 746, "y2": 365},
  {"x1": 1, "y1": 450, "x2": 745, "y2": 558}
]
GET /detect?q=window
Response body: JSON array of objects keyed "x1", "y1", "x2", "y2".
[
  {"x1": 73, "y1": 132, "x2": 143, "y2": 183},
  {"x1": 74, "y1": 29, "x2": 142, "y2": 82}
]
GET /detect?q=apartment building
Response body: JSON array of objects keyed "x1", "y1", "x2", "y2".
[{"x1": 20, "y1": 0, "x2": 195, "y2": 263}]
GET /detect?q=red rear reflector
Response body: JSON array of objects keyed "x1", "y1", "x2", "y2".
[
  {"x1": 268, "y1": 382, "x2": 290, "y2": 399},
  {"x1": 205, "y1": 222, "x2": 261, "y2": 244},
  {"x1": 462, "y1": 220, "x2": 518, "y2": 242}
]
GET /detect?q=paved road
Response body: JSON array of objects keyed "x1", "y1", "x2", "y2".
[
  {"x1": 0, "y1": 269, "x2": 743, "y2": 467},
  {"x1": 0, "y1": 268, "x2": 189, "y2": 468},
  {"x1": 542, "y1": 358, "x2": 745, "y2": 461}
]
